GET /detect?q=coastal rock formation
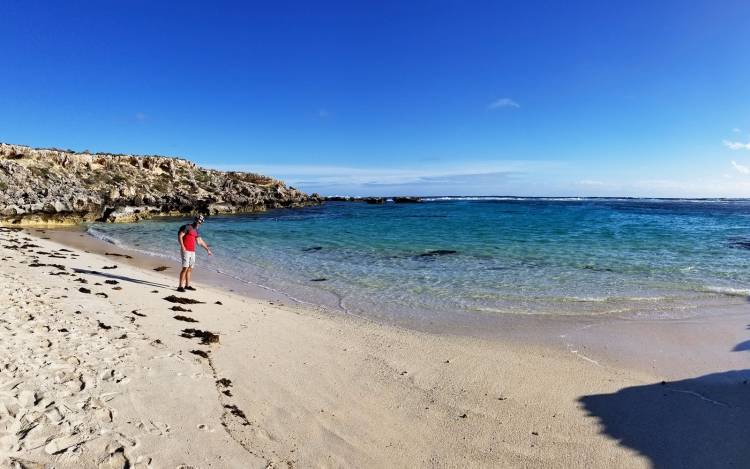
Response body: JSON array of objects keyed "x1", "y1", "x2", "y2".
[
  {"x1": 0, "y1": 143, "x2": 321, "y2": 224},
  {"x1": 393, "y1": 196, "x2": 421, "y2": 203},
  {"x1": 363, "y1": 197, "x2": 386, "y2": 205}
]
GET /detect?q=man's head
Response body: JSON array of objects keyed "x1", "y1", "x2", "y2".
[{"x1": 193, "y1": 214, "x2": 205, "y2": 226}]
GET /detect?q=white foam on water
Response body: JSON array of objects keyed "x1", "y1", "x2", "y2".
[
  {"x1": 86, "y1": 226, "x2": 123, "y2": 246},
  {"x1": 702, "y1": 286, "x2": 750, "y2": 297},
  {"x1": 86, "y1": 227, "x2": 176, "y2": 262},
  {"x1": 562, "y1": 296, "x2": 667, "y2": 303}
]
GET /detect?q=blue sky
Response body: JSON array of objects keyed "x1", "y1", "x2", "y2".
[{"x1": 2, "y1": 1, "x2": 749, "y2": 197}]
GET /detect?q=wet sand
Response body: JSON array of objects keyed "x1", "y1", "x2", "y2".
[
  {"x1": 1, "y1": 226, "x2": 748, "y2": 468},
  {"x1": 40, "y1": 225, "x2": 750, "y2": 380}
]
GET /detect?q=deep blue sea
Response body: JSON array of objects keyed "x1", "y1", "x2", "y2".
[{"x1": 86, "y1": 198, "x2": 750, "y2": 321}]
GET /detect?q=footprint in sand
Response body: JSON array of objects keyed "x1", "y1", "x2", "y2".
[
  {"x1": 196, "y1": 423, "x2": 216, "y2": 433},
  {"x1": 137, "y1": 420, "x2": 170, "y2": 435}
]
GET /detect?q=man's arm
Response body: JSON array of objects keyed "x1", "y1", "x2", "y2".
[
  {"x1": 178, "y1": 230, "x2": 187, "y2": 252},
  {"x1": 197, "y1": 237, "x2": 212, "y2": 256}
]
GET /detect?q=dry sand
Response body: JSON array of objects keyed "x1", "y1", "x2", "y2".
[{"x1": 0, "y1": 227, "x2": 748, "y2": 468}]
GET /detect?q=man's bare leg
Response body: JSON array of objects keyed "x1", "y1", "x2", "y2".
[
  {"x1": 186, "y1": 267, "x2": 193, "y2": 287},
  {"x1": 179, "y1": 268, "x2": 188, "y2": 288}
]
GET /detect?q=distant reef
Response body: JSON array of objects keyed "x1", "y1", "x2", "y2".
[
  {"x1": 323, "y1": 196, "x2": 422, "y2": 204},
  {"x1": 0, "y1": 143, "x2": 321, "y2": 225}
]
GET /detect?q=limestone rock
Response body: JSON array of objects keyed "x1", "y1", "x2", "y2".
[{"x1": 0, "y1": 143, "x2": 321, "y2": 224}]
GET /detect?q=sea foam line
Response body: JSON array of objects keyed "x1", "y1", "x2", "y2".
[
  {"x1": 86, "y1": 227, "x2": 174, "y2": 260},
  {"x1": 701, "y1": 286, "x2": 750, "y2": 297}
]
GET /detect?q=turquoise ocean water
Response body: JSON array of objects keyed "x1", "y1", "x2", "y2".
[{"x1": 86, "y1": 198, "x2": 750, "y2": 322}]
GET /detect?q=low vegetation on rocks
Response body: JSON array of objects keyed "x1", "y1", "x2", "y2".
[{"x1": 0, "y1": 143, "x2": 320, "y2": 224}]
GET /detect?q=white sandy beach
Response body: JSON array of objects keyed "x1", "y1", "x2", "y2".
[{"x1": 1, "y1": 227, "x2": 748, "y2": 468}]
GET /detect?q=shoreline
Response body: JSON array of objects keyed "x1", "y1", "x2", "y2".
[
  {"x1": 38, "y1": 224, "x2": 750, "y2": 381},
  {"x1": 1, "y1": 227, "x2": 748, "y2": 467}
]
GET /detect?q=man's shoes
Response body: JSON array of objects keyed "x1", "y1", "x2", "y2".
[
  {"x1": 185, "y1": 285, "x2": 196, "y2": 291},
  {"x1": 177, "y1": 286, "x2": 186, "y2": 292}
]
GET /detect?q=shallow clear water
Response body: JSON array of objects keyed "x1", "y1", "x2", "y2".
[{"x1": 86, "y1": 198, "x2": 750, "y2": 321}]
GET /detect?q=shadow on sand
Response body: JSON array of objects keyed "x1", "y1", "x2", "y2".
[
  {"x1": 733, "y1": 324, "x2": 750, "y2": 352},
  {"x1": 579, "y1": 332, "x2": 750, "y2": 469},
  {"x1": 73, "y1": 268, "x2": 172, "y2": 289}
]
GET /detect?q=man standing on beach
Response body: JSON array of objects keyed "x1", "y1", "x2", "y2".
[{"x1": 177, "y1": 215, "x2": 212, "y2": 292}]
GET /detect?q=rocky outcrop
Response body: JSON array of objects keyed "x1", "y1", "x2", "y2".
[
  {"x1": 363, "y1": 197, "x2": 386, "y2": 205},
  {"x1": 393, "y1": 196, "x2": 421, "y2": 203},
  {"x1": 0, "y1": 143, "x2": 321, "y2": 224}
]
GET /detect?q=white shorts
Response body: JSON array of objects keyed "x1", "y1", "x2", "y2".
[{"x1": 181, "y1": 250, "x2": 196, "y2": 268}]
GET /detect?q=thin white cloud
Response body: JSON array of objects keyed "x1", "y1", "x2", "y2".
[
  {"x1": 723, "y1": 140, "x2": 750, "y2": 150},
  {"x1": 732, "y1": 127, "x2": 741, "y2": 133},
  {"x1": 577, "y1": 179, "x2": 607, "y2": 187},
  {"x1": 488, "y1": 98, "x2": 520, "y2": 109},
  {"x1": 358, "y1": 171, "x2": 519, "y2": 188},
  {"x1": 731, "y1": 160, "x2": 750, "y2": 174},
  {"x1": 210, "y1": 160, "x2": 558, "y2": 191}
]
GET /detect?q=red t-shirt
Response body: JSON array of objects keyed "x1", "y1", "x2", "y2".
[{"x1": 180, "y1": 224, "x2": 199, "y2": 252}]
